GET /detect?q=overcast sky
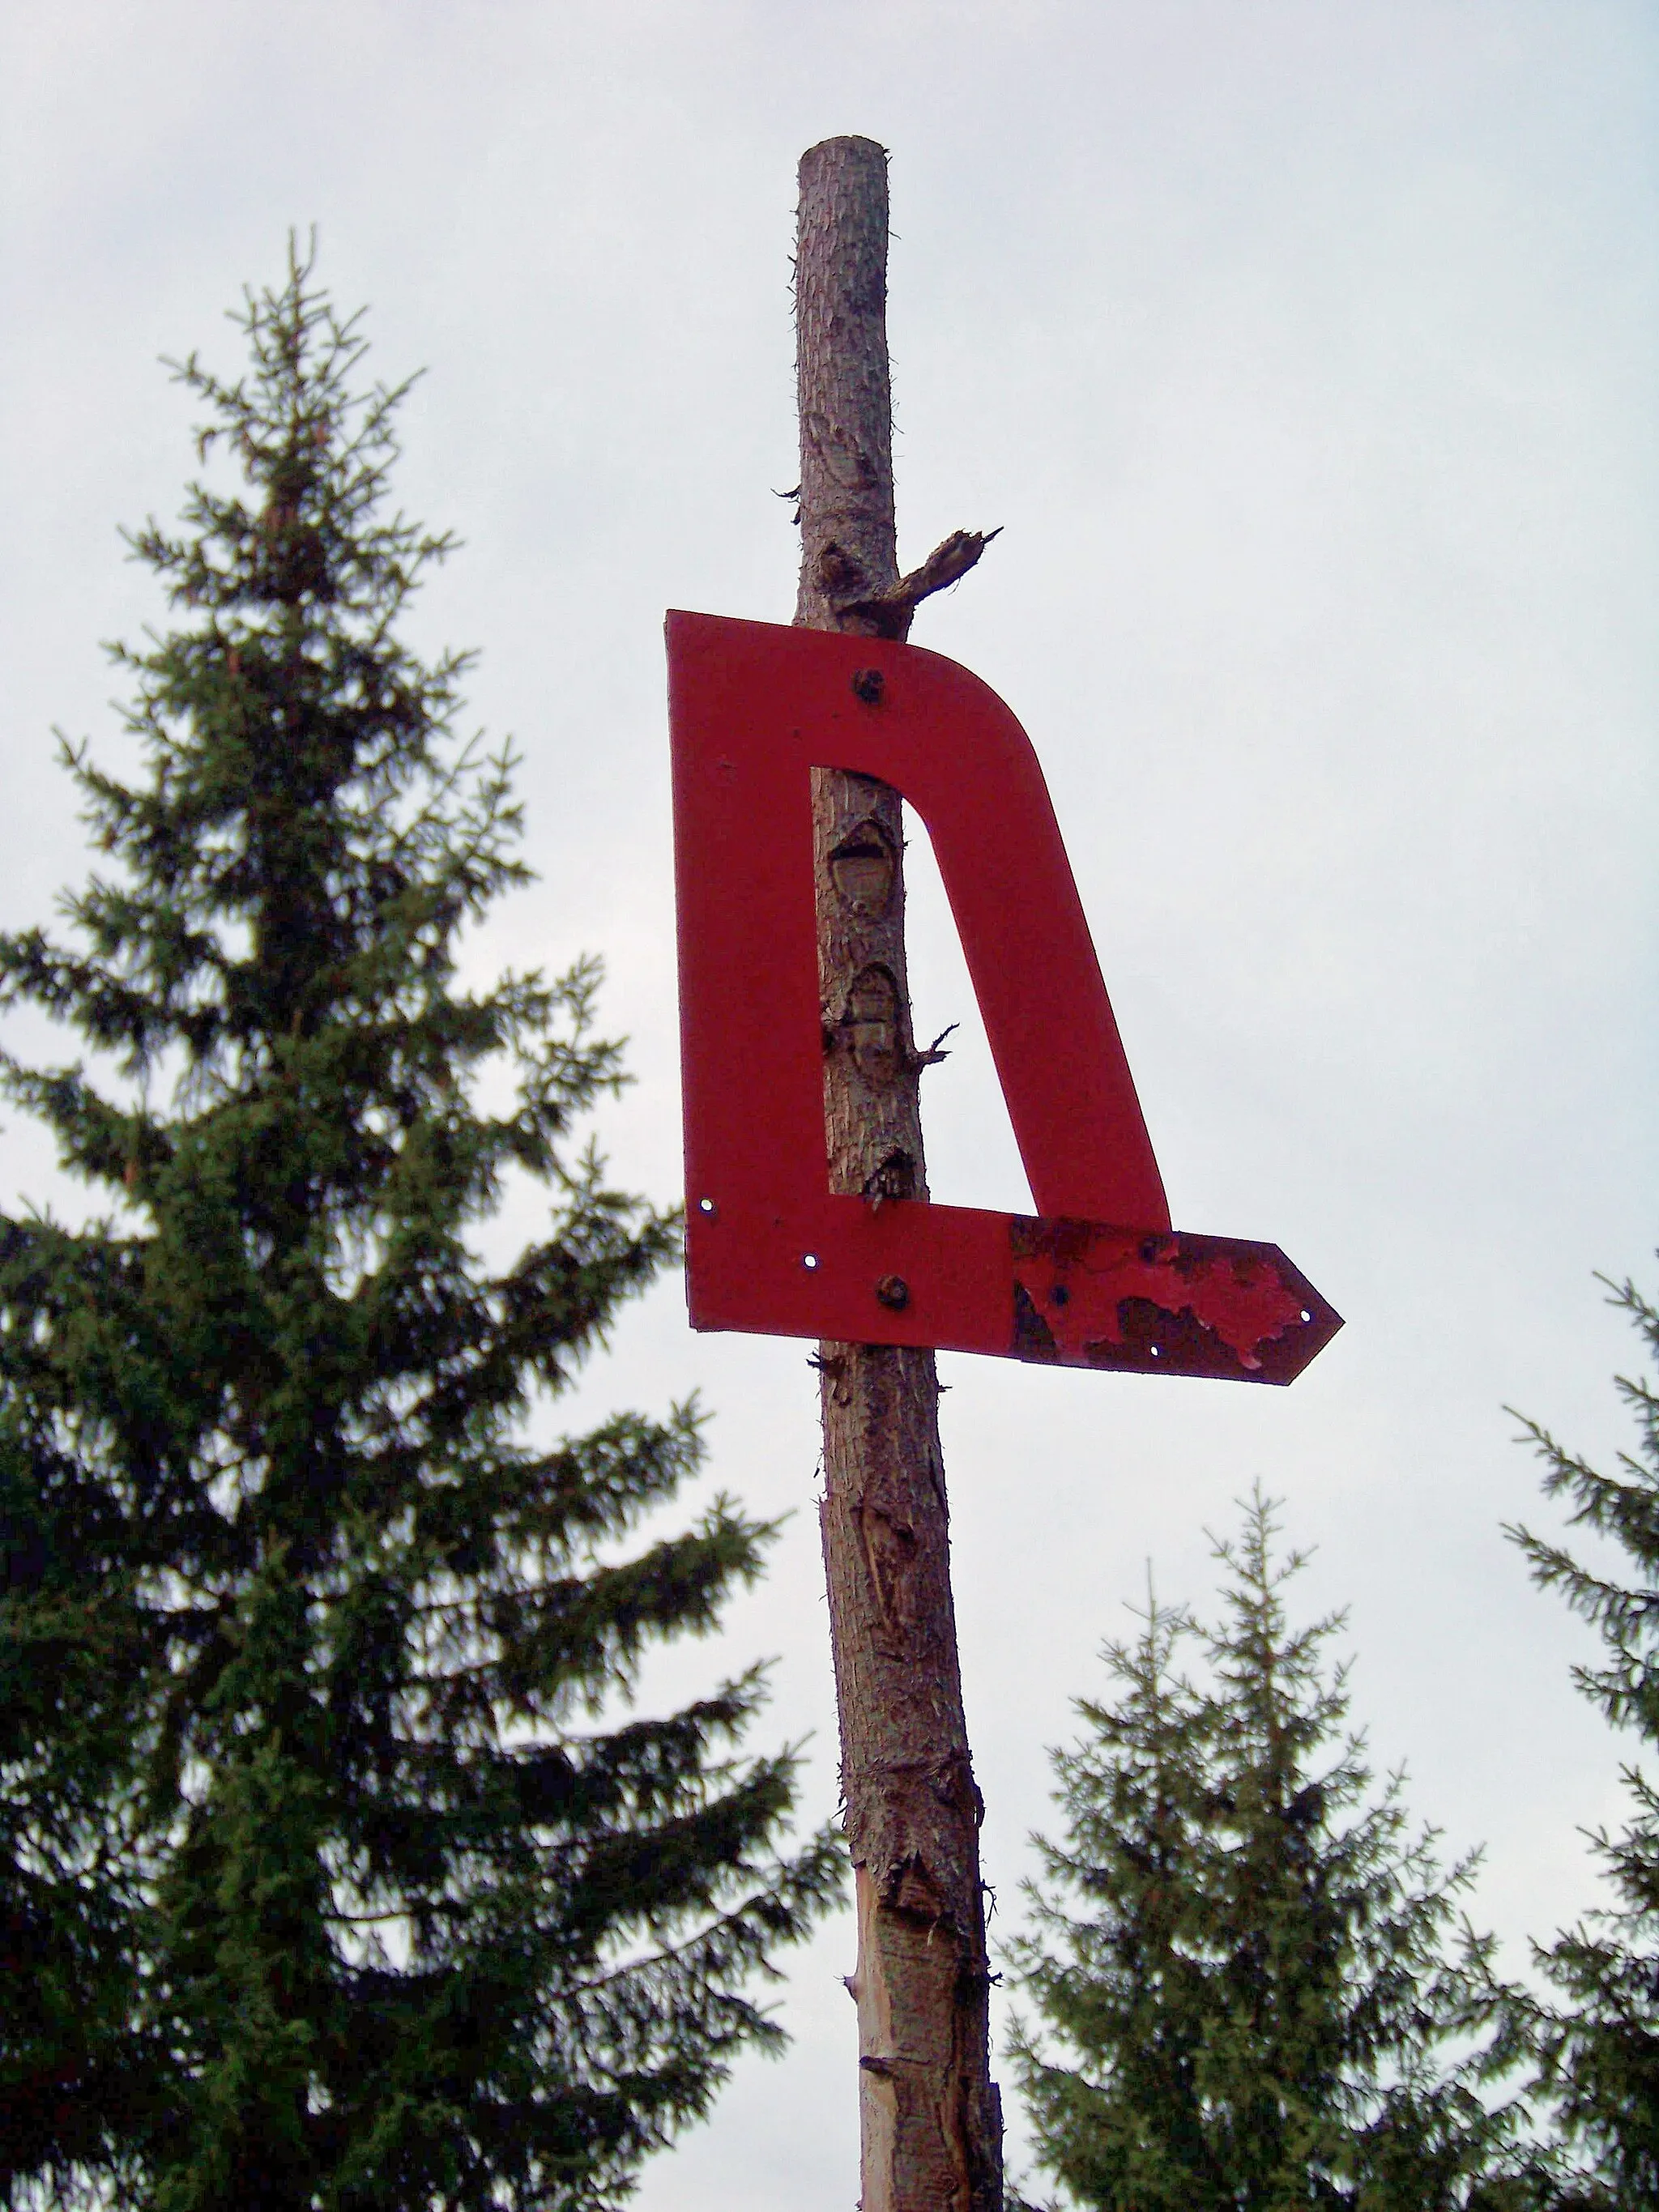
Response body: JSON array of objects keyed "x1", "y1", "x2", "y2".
[{"x1": 4, "y1": 4, "x2": 1658, "y2": 2203}]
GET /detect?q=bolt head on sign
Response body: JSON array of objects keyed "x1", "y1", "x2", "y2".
[{"x1": 667, "y1": 611, "x2": 1341, "y2": 1385}]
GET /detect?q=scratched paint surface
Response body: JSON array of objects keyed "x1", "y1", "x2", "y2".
[{"x1": 1009, "y1": 1219, "x2": 1335, "y2": 1383}]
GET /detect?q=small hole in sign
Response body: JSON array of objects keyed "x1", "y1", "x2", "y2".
[
  {"x1": 803, "y1": 1253, "x2": 819, "y2": 1271},
  {"x1": 698, "y1": 1197, "x2": 716, "y2": 1216},
  {"x1": 1149, "y1": 1345, "x2": 1161, "y2": 1357},
  {"x1": 1299, "y1": 1308, "x2": 1311, "y2": 1323}
]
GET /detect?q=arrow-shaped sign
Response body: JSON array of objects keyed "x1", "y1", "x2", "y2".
[{"x1": 667, "y1": 611, "x2": 1341, "y2": 1385}]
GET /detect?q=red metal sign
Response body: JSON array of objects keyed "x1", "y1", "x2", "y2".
[{"x1": 667, "y1": 611, "x2": 1340, "y2": 1383}]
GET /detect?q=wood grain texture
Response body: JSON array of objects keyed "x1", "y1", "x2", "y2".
[{"x1": 795, "y1": 135, "x2": 1003, "y2": 2212}]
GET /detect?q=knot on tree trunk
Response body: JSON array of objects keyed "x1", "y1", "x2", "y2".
[{"x1": 842, "y1": 528, "x2": 1003, "y2": 640}]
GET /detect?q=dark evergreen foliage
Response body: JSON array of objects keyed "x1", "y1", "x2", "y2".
[
  {"x1": 0, "y1": 244, "x2": 839, "y2": 2211},
  {"x1": 1008, "y1": 1489, "x2": 1527, "y2": 2211},
  {"x1": 1508, "y1": 1271, "x2": 1659, "y2": 2207}
]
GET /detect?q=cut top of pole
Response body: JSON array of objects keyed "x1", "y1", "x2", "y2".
[{"x1": 795, "y1": 137, "x2": 899, "y2": 633}]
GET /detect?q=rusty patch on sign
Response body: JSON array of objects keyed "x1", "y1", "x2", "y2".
[
  {"x1": 1009, "y1": 1217, "x2": 1340, "y2": 1385},
  {"x1": 1012, "y1": 1281, "x2": 1058, "y2": 1362}
]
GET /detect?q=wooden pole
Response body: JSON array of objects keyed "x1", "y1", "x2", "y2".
[{"x1": 794, "y1": 136, "x2": 1003, "y2": 2212}]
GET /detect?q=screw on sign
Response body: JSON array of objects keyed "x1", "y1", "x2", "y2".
[{"x1": 667, "y1": 138, "x2": 1341, "y2": 2212}]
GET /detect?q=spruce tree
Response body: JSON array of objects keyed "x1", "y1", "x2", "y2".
[
  {"x1": 1508, "y1": 1268, "x2": 1659, "y2": 2206},
  {"x1": 0, "y1": 244, "x2": 838, "y2": 2212},
  {"x1": 1008, "y1": 1490, "x2": 1525, "y2": 2210}
]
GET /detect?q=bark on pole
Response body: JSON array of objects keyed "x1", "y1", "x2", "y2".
[{"x1": 794, "y1": 136, "x2": 1004, "y2": 2212}]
